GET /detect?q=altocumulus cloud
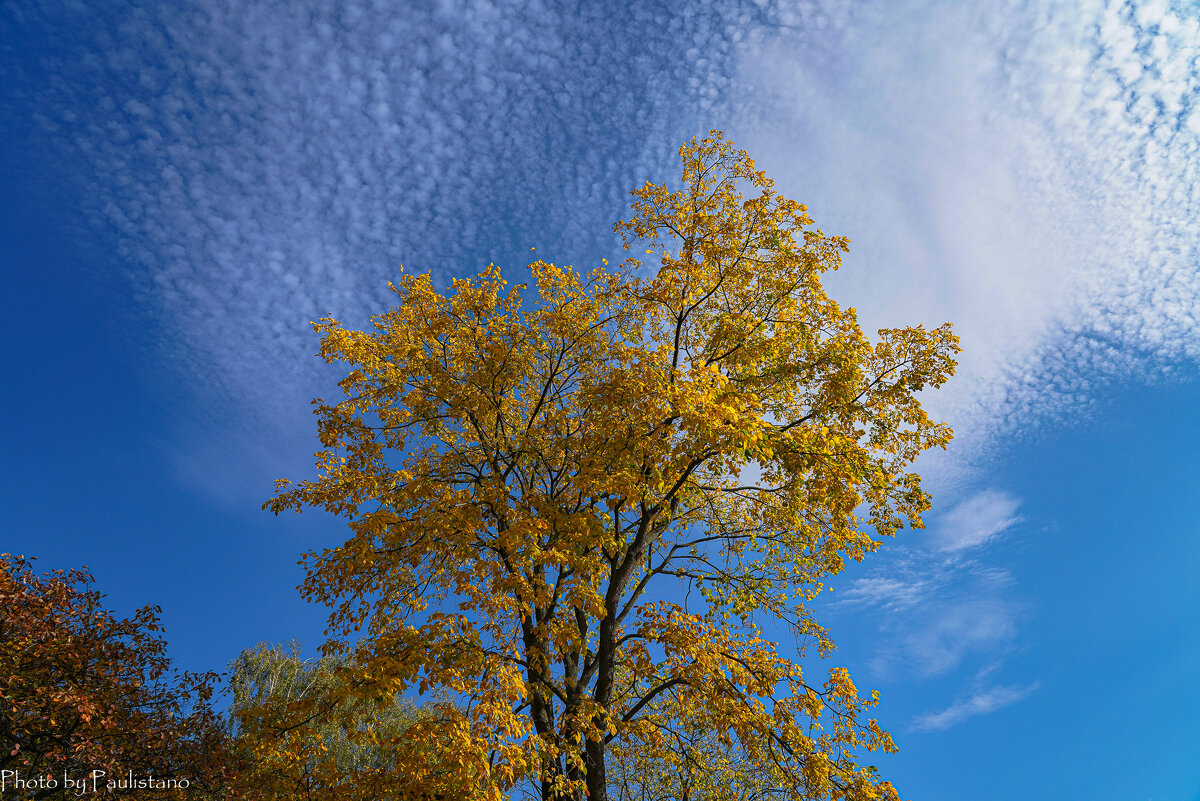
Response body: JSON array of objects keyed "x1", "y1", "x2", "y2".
[
  {"x1": 1, "y1": 0, "x2": 778, "y2": 426},
  {"x1": 735, "y1": 0, "x2": 1200, "y2": 478}
]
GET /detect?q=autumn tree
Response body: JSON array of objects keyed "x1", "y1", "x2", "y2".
[
  {"x1": 0, "y1": 554, "x2": 230, "y2": 800},
  {"x1": 267, "y1": 132, "x2": 959, "y2": 801},
  {"x1": 224, "y1": 642, "x2": 450, "y2": 800}
]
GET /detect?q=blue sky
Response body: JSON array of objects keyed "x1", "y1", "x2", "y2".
[{"x1": 3, "y1": 1, "x2": 1199, "y2": 798}]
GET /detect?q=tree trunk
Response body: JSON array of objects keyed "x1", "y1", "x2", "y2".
[{"x1": 583, "y1": 737, "x2": 606, "y2": 801}]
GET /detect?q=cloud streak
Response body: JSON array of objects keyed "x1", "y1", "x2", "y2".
[
  {"x1": 931, "y1": 490, "x2": 1022, "y2": 551},
  {"x1": 835, "y1": 550, "x2": 1021, "y2": 680},
  {"x1": 910, "y1": 682, "x2": 1039, "y2": 732}
]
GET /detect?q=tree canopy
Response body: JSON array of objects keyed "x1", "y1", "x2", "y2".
[
  {"x1": 268, "y1": 131, "x2": 959, "y2": 801},
  {"x1": 0, "y1": 554, "x2": 229, "y2": 800}
]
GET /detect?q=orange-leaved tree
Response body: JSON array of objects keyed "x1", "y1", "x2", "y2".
[
  {"x1": 0, "y1": 554, "x2": 231, "y2": 800},
  {"x1": 267, "y1": 132, "x2": 959, "y2": 801}
]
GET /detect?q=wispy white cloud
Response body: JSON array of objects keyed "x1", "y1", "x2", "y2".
[
  {"x1": 910, "y1": 681, "x2": 1039, "y2": 732},
  {"x1": 930, "y1": 489, "x2": 1022, "y2": 551},
  {"x1": 838, "y1": 576, "x2": 930, "y2": 611},
  {"x1": 835, "y1": 553, "x2": 1020, "y2": 679},
  {"x1": 833, "y1": 492, "x2": 1027, "y2": 721},
  {"x1": 875, "y1": 593, "x2": 1017, "y2": 679},
  {"x1": 726, "y1": 0, "x2": 1200, "y2": 726}
]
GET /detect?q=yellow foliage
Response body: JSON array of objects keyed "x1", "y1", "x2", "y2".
[{"x1": 267, "y1": 132, "x2": 958, "y2": 801}]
